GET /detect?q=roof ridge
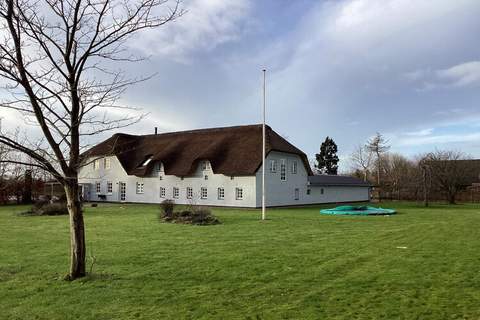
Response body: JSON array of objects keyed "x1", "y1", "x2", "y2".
[{"x1": 128, "y1": 123, "x2": 269, "y2": 138}]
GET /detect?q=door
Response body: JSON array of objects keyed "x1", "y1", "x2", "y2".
[
  {"x1": 119, "y1": 182, "x2": 126, "y2": 201},
  {"x1": 294, "y1": 188, "x2": 299, "y2": 200}
]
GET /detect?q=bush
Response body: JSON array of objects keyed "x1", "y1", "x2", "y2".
[
  {"x1": 39, "y1": 202, "x2": 69, "y2": 216},
  {"x1": 160, "y1": 205, "x2": 220, "y2": 225},
  {"x1": 160, "y1": 199, "x2": 176, "y2": 219},
  {"x1": 21, "y1": 199, "x2": 69, "y2": 216}
]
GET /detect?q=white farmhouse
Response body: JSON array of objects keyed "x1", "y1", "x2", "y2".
[{"x1": 79, "y1": 124, "x2": 370, "y2": 207}]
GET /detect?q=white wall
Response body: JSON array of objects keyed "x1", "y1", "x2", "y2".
[
  {"x1": 255, "y1": 151, "x2": 310, "y2": 207},
  {"x1": 79, "y1": 153, "x2": 369, "y2": 208},
  {"x1": 255, "y1": 151, "x2": 370, "y2": 207},
  {"x1": 78, "y1": 156, "x2": 257, "y2": 207}
]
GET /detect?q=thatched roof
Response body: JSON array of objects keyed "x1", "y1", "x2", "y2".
[{"x1": 83, "y1": 124, "x2": 313, "y2": 177}]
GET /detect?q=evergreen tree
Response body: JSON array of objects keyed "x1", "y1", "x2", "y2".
[{"x1": 315, "y1": 137, "x2": 339, "y2": 175}]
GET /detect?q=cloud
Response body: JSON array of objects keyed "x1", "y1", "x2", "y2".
[
  {"x1": 436, "y1": 61, "x2": 480, "y2": 87},
  {"x1": 132, "y1": 0, "x2": 251, "y2": 62},
  {"x1": 404, "y1": 128, "x2": 434, "y2": 137},
  {"x1": 406, "y1": 61, "x2": 480, "y2": 90},
  {"x1": 397, "y1": 132, "x2": 480, "y2": 147}
]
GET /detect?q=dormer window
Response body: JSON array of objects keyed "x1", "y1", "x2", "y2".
[
  {"x1": 154, "y1": 162, "x2": 162, "y2": 173},
  {"x1": 201, "y1": 161, "x2": 210, "y2": 171}
]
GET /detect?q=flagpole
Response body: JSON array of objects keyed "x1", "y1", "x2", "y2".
[{"x1": 262, "y1": 69, "x2": 266, "y2": 221}]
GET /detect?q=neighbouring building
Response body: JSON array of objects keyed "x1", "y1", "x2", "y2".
[{"x1": 79, "y1": 124, "x2": 370, "y2": 207}]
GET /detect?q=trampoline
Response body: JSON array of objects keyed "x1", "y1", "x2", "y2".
[{"x1": 320, "y1": 205, "x2": 396, "y2": 216}]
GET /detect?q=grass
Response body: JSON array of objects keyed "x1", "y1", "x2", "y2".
[{"x1": 1, "y1": 202, "x2": 480, "y2": 319}]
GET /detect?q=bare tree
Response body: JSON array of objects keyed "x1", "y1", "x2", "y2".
[
  {"x1": 427, "y1": 150, "x2": 469, "y2": 204},
  {"x1": 350, "y1": 144, "x2": 373, "y2": 182},
  {"x1": 0, "y1": 0, "x2": 182, "y2": 280},
  {"x1": 366, "y1": 132, "x2": 390, "y2": 186},
  {"x1": 418, "y1": 154, "x2": 432, "y2": 207},
  {"x1": 382, "y1": 153, "x2": 412, "y2": 200}
]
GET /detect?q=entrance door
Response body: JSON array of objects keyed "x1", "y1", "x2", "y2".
[
  {"x1": 119, "y1": 182, "x2": 126, "y2": 201},
  {"x1": 294, "y1": 188, "x2": 299, "y2": 200}
]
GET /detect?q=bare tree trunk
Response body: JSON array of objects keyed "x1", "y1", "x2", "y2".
[
  {"x1": 448, "y1": 191, "x2": 456, "y2": 205},
  {"x1": 65, "y1": 181, "x2": 86, "y2": 280},
  {"x1": 423, "y1": 167, "x2": 429, "y2": 207}
]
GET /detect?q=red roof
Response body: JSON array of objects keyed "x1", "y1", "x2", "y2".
[{"x1": 83, "y1": 124, "x2": 313, "y2": 177}]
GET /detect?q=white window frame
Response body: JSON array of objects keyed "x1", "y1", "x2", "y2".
[
  {"x1": 235, "y1": 187, "x2": 243, "y2": 200},
  {"x1": 201, "y1": 187, "x2": 208, "y2": 199},
  {"x1": 160, "y1": 187, "x2": 166, "y2": 198},
  {"x1": 270, "y1": 160, "x2": 277, "y2": 173},
  {"x1": 93, "y1": 159, "x2": 100, "y2": 170},
  {"x1": 104, "y1": 158, "x2": 111, "y2": 170},
  {"x1": 119, "y1": 182, "x2": 126, "y2": 201},
  {"x1": 95, "y1": 182, "x2": 101, "y2": 194},
  {"x1": 136, "y1": 182, "x2": 144, "y2": 194},
  {"x1": 173, "y1": 187, "x2": 179, "y2": 199},
  {"x1": 186, "y1": 187, "x2": 193, "y2": 199},
  {"x1": 280, "y1": 159, "x2": 287, "y2": 181},
  {"x1": 218, "y1": 187, "x2": 225, "y2": 200},
  {"x1": 201, "y1": 161, "x2": 210, "y2": 171},
  {"x1": 154, "y1": 162, "x2": 161, "y2": 174},
  {"x1": 107, "y1": 181, "x2": 113, "y2": 194},
  {"x1": 292, "y1": 161, "x2": 298, "y2": 174}
]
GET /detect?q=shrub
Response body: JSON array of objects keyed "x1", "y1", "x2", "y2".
[
  {"x1": 160, "y1": 205, "x2": 220, "y2": 225},
  {"x1": 160, "y1": 199, "x2": 176, "y2": 220},
  {"x1": 190, "y1": 208, "x2": 220, "y2": 225},
  {"x1": 21, "y1": 199, "x2": 69, "y2": 216},
  {"x1": 39, "y1": 202, "x2": 69, "y2": 216}
]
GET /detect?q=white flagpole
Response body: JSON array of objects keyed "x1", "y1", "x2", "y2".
[{"x1": 262, "y1": 69, "x2": 266, "y2": 221}]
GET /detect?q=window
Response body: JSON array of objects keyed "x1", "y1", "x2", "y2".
[
  {"x1": 173, "y1": 187, "x2": 179, "y2": 198},
  {"x1": 107, "y1": 182, "x2": 113, "y2": 194},
  {"x1": 292, "y1": 161, "x2": 298, "y2": 174},
  {"x1": 95, "y1": 182, "x2": 101, "y2": 194},
  {"x1": 201, "y1": 187, "x2": 208, "y2": 199},
  {"x1": 321, "y1": 188, "x2": 324, "y2": 195},
  {"x1": 204, "y1": 175, "x2": 208, "y2": 180},
  {"x1": 307, "y1": 189, "x2": 311, "y2": 195},
  {"x1": 93, "y1": 159, "x2": 100, "y2": 170},
  {"x1": 218, "y1": 187, "x2": 225, "y2": 200},
  {"x1": 104, "y1": 158, "x2": 111, "y2": 170},
  {"x1": 294, "y1": 188, "x2": 299, "y2": 200},
  {"x1": 236, "y1": 187, "x2": 243, "y2": 200},
  {"x1": 186, "y1": 187, "x2": 193, "y2": 199},
  {"x1": 154, "y1": 162, "x2": 162, "y2": 174},
  {"x1": 120, "y1": 182, "x2": 126, "y2": 201},
  {"x1": 201, "y1": 161, "x2": 210, "y2": 171},
  {"x1": 160, "y1": 187, "x2": 165, "y2": 198},
  {"x1": 136, "y1": 182, "x2": 144, "y2": 194},
  {"x1": 280, "y1": 159, "x2": 286, "y2": 181},
  {"x1": 230, "y1": 176, "x2": 234, "y2": 180},
  {"x1": 270, "y1": 160, "x2": 277, "y2": 173}
]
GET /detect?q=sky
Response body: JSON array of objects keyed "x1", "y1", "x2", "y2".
[{"x1": 2, "y1": 0, "x2": 480, "y2": 171}]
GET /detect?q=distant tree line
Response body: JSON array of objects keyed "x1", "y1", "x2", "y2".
[
  {"x1": 349, "y1": 133, "x2": 474, "y2": 204},
  {"x1": 0, "y1": 140, "x2": 45, "y2": 204}
]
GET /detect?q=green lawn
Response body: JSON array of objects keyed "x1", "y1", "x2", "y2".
[{"x1": 1, "y1": 202, "x2": 480, "y2": 319}]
